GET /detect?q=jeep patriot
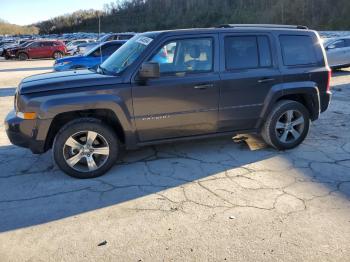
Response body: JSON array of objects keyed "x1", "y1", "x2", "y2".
[{"x1": 5, "y1": 25, "x2": 332, "y2": 178}]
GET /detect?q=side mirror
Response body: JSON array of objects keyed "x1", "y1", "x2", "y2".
[
  {"x1": 326, "y1": 44, "x2": 336, "y2": 50},
  {"x1": 139, "y1": 62, "x2": 160, "y2": 79}
]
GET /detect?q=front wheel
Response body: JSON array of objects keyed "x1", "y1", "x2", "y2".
[
  {"x1": 18, "y1": 52, "x2": 29, "y2": 60},
  {"x1": 261, "y1": 100, "x2": 310, "y2": 150},
  {"x1": 53, "y1": 118, "x2": 119, "y2": 178}
]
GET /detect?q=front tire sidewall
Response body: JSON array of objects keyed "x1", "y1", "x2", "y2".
[
  {"x1": 53, "y1": 51, "x2": 63, "y2": 59},
  {"x1": 264, "y1": 101, "x2": 310, "y2": 150},
  {"x1": 53, "y1": 119, "x2": 119, "y2": 179},
  {"x1": 18, "y1": 53, "x2": 28, "y2": 60}
]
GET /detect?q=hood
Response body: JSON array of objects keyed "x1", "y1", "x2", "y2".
[
  {"x1": 6, "y1": 46, "x2": 21, "y2": 52},
  {"x1": 19, "y1": 69, "x2": 122, "y2": 95},
  {"x1": 55, "y1": 55, "x2": 83, "y2": 64}
]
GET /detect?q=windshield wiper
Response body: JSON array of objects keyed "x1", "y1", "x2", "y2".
[{"x1": 97, "y1": 65, "x2": 115, "y2": 76}]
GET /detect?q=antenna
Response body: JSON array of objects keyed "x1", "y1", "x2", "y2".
[{"x1": 98, "y1": 14, "x2": 102, "y2": 65}]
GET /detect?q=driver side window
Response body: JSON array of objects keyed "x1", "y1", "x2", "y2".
[{"x1": 149, "y1": 38, "x2": 213, "y2": 76}]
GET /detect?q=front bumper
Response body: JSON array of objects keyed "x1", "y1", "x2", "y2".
[{"x1": 5, "y1": 110, "x2": 47, "y2": 154}]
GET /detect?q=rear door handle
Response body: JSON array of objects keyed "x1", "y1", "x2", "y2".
[
  {"x1": 258, "y1": 78, "x2": 275, "y2": 83},
  {"x1": 194, "y1": 84, "x2": 214, "y2": 89}
]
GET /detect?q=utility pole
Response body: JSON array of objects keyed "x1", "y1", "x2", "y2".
[{"x1": 281, "y1": 0, "x2": 285, "y2": 24}]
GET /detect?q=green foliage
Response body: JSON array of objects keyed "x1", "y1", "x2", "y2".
[{"x1": 36, "y1": 0, "x2": 350, "y2": 34}]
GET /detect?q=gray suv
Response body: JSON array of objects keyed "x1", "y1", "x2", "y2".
[{"x1": 5, "y1": 25, "x2": 332, "y2": 178}]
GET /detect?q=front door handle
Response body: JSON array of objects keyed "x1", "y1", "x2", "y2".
[
  {"x1": 258, "y1": 78, "x2": 275, "y2": 83},
  {"x1": 194, "y1": 84, "x2": 214, "y2": 89}
]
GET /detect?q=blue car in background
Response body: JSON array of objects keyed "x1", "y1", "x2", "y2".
[{"x1": 54, "y1": 40, "x2": 126, "y2": 71}]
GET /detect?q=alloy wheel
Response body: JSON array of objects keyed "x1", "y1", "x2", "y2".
[
  {"x1": 63, "y1": 131, "x2": 110, "y2": 172},
  {"x1": 275, "y1": 110, "x2": 305, "y2": 143},
  {"x1": 54, "y1": 52, "x2": 62, "y2": 59}
]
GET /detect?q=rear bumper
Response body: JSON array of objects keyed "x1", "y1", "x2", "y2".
[
  {"x1": 320, "y1": 91, "x2": 332, "y2": 113},
  {"x1": 4, "y1": 110, "x2": 48, "y2": 154}
]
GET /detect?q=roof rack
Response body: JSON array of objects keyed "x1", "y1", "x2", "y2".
[{"x1": 216, "y1": 24, "x2": 308, "y2": 30}]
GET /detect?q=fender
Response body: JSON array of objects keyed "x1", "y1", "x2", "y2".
[
  {"x1": 256, "y1": 81, "x2": 320, "y2": 129},
  {"x1": 37, "y1": 93, "x2": 137, "y2": 147}
]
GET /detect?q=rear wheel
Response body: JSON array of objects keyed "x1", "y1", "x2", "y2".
[
  {"x1": 53, "y1": 118, "x2": 119, "y2": 178},
  {"x1": 18, "y1": 52, "x2": 28, "y2": 60},
  {"x1": 261, "y1": 100, "x2": 310, "y2": 150},
  {"x1": 53, "y1": 51, "x2": 63, "y2": 59}
]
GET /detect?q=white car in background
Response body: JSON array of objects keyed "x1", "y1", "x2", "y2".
[
  {"x1": 66, "y1": 39, "x2": 95, "y2": 55},
  {"x1": 323, "y1": 37, "x2": 350, "y2": 69}
]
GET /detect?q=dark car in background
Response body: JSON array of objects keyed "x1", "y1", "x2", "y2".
[
  {"x1": 0, "y1": 40, "x2": 16, "y2": 56},
  {"x1": 2, "y1": 41, "x2": 34, "y2": 59},
  {"x1": 54, "y1": 40, "x2": 126, "y2": 71},
  {"x1": 4, "y1": 40, "x2": 67, "y2": 60}
]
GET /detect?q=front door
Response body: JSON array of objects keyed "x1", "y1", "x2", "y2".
[
  {"x1": 26, "y1": 42, "x2": 44, "y2": 58},
  {"x1": 132, "y1": 35, "x2": 220, "y2": 142},
  {"x1": 218, "y1": 33, "x2": 282, "y2": 131}
]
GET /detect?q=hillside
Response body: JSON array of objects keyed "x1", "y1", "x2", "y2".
[
  {"x1": 0, "y1": 19, "x2": 38, "y2": 35},
  {"x1": 36, "y1": 0, "x2": 350, "y2": 34}
]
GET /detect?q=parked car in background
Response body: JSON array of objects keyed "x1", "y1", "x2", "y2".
[
  {"x1": 66, "y1": 39, "x2": 95, "y2": 55},
  {"x1": 323, "y1": 37, "x2": 350, "y2": 69},
  {"x1": 4, "y1": 40, "x2": 67, "y2": 60},
  {"x1": 76, "y1": 33, "x2": 135, "y2": 54},
  {"x1": 3, "y1": 41, "x2": 34, "y2": 59},
  {"x1": 54, "y1": 40, "x2": 126, "y2": 71},
  {"x1": 0, "y1": 40, "x2": 16, "y2": 56}
]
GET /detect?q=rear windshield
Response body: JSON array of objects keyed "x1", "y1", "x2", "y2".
[{"x1": 279, "y1": 35, "x2": 317, "y2": 66}]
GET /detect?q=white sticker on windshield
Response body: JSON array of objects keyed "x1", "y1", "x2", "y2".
[{"x1": 136, "y1": 37, "x2": 153, "y2": 46}]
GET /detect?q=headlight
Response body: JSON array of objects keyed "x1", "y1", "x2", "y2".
[
  {"x1": 56, "y1": 61, "x2": 71, "y2": 66},
  {"x1": 16, "y1": 111, "x2": 37, "y2": 120}
]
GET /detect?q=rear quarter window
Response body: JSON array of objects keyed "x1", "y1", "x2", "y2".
[
  {"x1": 279, "y1": 35, "x2": 317, "y2": 66},
  {"x1": 225, "y1": 35, "x2": 272, "y2": 70}
]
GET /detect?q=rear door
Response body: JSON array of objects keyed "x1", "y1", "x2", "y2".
[
  {"x1": 132, "y1": 34, "x2": 220, "y2": 141},
  {"x1": 218, "y1": 33, "x2": 282, "y2": 131},
  {"x1": 41, "y1": 42, "x2": 54, "y2": 57}
]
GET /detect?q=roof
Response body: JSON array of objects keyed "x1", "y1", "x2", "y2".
[
  {"x1": 216, "y1": 24, "x2": 308, "y2": 29},
  {"x1": 140, "y1": 24, "x2": 314, "y2": 38}
]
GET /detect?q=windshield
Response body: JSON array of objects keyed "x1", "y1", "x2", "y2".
[
  {"x1": 84, "y1": 43, "x2": 101, "y2": 56},
  {"x1": 100, "y1": 35, "x2": 155, "y2": 74},
  {"x1": 20, "y1": 42, "x2": 32, "y2": 47}
]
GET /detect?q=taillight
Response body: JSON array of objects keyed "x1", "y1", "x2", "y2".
[{"x1": 326, "y1": 67, "x2": 332, "y2": 92}]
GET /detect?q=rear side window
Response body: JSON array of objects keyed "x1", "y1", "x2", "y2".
[
  {"x1": 343, "y1": 39, "x2": 350, "y2": 47},
  {"x1": 280, "y1": 35, "x2": 317, "y2": 66},
  {"x1": 225, "y1": 36, "x2": 272, "y2": 70},
  {"x1": 119, "y1": 35, "x2": 133, "y2": 40},
  {"x1": 102, "y1": 44, "x2": 122, "y2": 56},
  {"x1": 42, "y1": 42, "x2": 53, "y2": 47}
]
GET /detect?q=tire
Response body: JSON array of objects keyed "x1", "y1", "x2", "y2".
[
  {"x1": 261, "y1": 100, "x2": 310, "y2": 150},
  {"x1": 71, "y1": 65, "x2": 85, "y2": 70},
  {"x1": 18, "y1": 52, "x2": 28, "y2": 61},
  {"x1": 53, "y1": 51, "x2": 63, "y2": 59},
  {"x1": 53, "y1": 118, "x2": 119, "y2": 179}
]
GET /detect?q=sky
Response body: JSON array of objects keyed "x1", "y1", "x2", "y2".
[{"x1": 0, "y1": 0, "x2": 114, "y2": 25}]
